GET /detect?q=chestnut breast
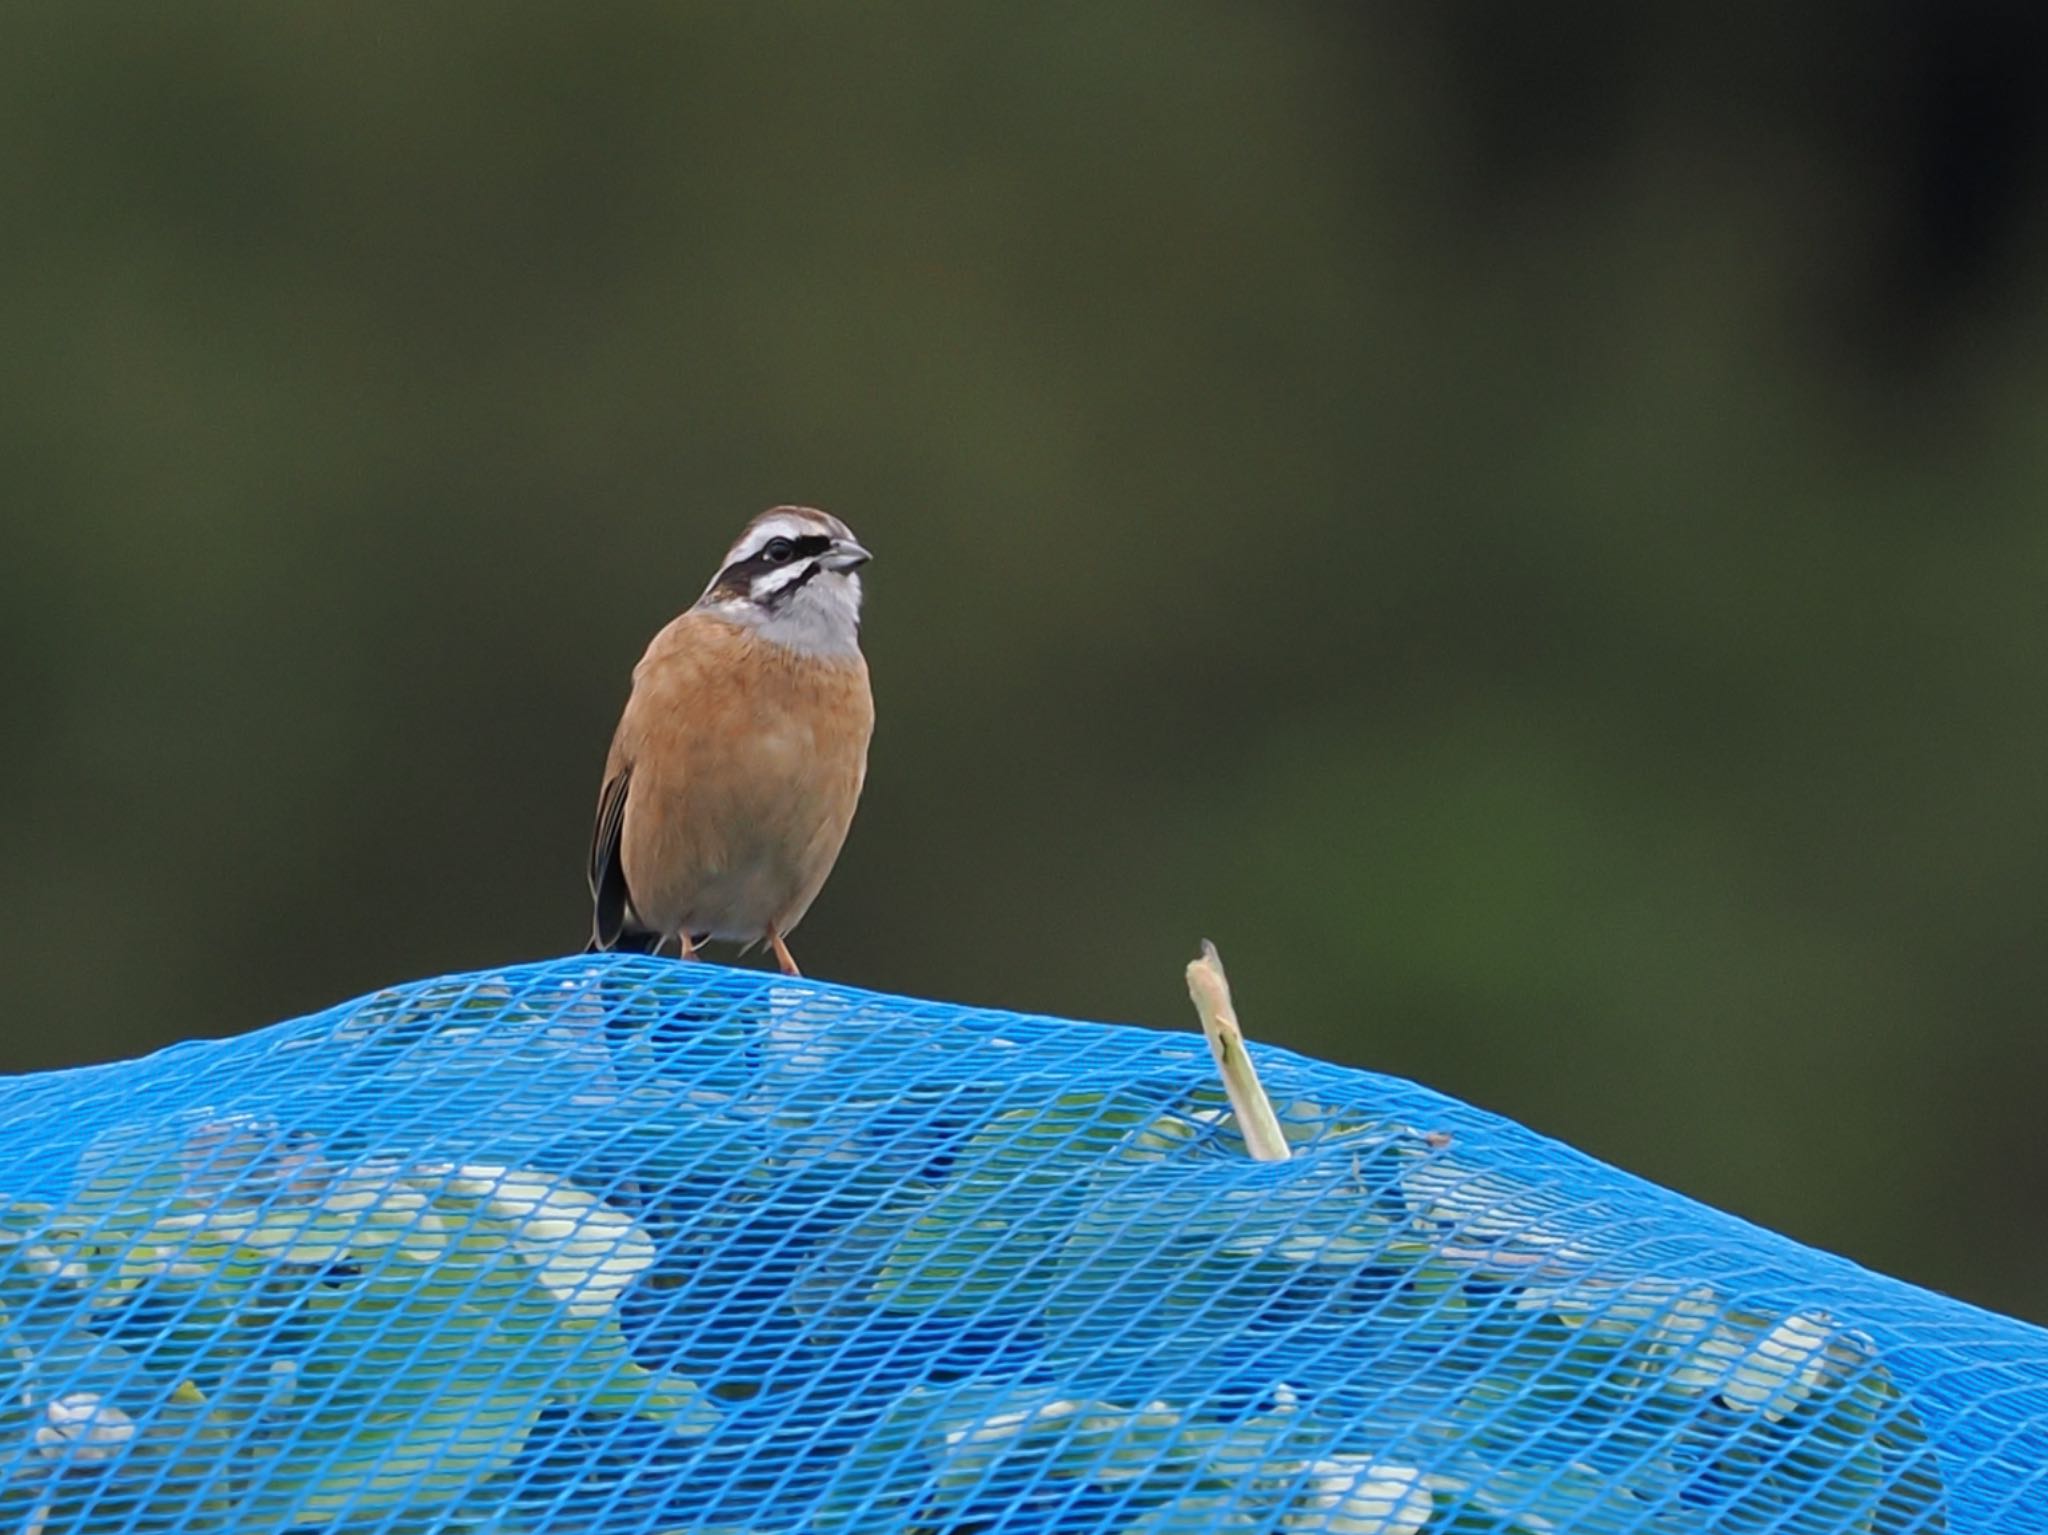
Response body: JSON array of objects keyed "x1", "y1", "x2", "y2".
[{"x1": 611, "y1": 612, "x2": 872, "y2": 942}]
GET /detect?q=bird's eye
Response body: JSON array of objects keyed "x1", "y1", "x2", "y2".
[{"x1": 762, "y1": 537, "x2": 796, "y2": 564}]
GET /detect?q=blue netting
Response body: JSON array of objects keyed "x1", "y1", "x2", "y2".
[{"x1": 0, "y1": 955, "x2": 2040, "y2": 1533}]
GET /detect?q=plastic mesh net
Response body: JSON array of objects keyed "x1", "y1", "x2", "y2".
[{"x1": 0, "y1": 955, "x2": 2041, "y2": 1534}]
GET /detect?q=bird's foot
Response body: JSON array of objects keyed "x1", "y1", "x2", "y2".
[{"x1": 768, "y1": 927, "x2": 801, "y2": 977}]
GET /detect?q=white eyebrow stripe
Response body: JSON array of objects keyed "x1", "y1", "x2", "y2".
[{"x1": 724, "y1": 514, "x2": 833, "y2": 566}]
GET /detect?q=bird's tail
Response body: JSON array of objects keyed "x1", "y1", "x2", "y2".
[{"x1": 585, "y1": 929, "x2": 664, "y2": 956}]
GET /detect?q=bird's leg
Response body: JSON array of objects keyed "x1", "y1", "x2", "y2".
[
  {"x1": 676, "y1": 932, "x2": 699, "y2": 962},
  {"x1": 767, "y1": 926, "x2": 801, "y2": 978}
]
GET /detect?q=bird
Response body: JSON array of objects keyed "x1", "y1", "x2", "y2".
[{"x1": 585, "y1": 505, "x2": 874, "y2": 976}]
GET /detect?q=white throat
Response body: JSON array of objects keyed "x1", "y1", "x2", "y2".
[{"x1": 702, "y1": 571, "x2": 864, "y2": 658}]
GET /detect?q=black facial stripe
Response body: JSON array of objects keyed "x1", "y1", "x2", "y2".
[
  {"x1": 772, "y1": 561, "x2": 824, "y2": 603},
  {"x1": 728, "y1": 534, "x2": 833, "y2": 581},
  {"x1": 704, "y1": 533, "x2": 836, "y2": 604}
]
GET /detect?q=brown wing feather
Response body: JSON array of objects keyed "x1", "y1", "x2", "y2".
[
  {"x1": 586, "y1": 614, "x2": 707, "y2": 954},
  {"x1": 586, "y1": 763, "x2": 637, "y2": 951}
]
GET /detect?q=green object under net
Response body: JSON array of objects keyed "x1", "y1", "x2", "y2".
[{"x1": 0, "y1": 955, "x2": 2037, "y2": 1532}]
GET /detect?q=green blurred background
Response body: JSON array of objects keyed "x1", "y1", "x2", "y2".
[{"x1": 3, "y1": 6, "x2": 2045, "y2": 1321}]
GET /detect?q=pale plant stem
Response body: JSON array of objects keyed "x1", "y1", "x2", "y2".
[{"x1": 1185, "y1": 940, "x2": 1291, "y2": 1162}]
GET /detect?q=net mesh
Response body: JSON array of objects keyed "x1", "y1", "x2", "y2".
[{"x1": 0, "y1": 954, "x2": 2040, "y2": 1534}]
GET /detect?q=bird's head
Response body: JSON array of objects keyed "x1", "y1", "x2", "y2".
[{"x1": 696, "y1": 505, "x2": 871, "y2": 656}]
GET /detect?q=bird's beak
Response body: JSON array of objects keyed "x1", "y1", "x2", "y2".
[{"x1": 823, "y1": 538, "x2": 872, "y2": 572}]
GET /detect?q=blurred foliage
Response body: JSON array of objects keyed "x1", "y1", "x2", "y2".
[
  {"x1": 2, "y1": 4, "x2": 2047, "y2": 1321},
  {"x1": 1, "y1": 1130, "x2": 710, "y2": 1530}
]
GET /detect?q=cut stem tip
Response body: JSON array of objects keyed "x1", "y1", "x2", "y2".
[{"x1": 1185, "y1": 940, "x2": 1291, "y2": 1163}]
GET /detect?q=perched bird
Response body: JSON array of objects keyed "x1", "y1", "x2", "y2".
[{"x1": 586, "y1": 506, "x2": 874, "y2": 975}]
